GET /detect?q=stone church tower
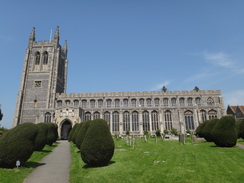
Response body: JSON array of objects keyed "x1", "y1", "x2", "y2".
[{"x1": 12, "y1": 27, "x2": 68, "y2": 127}]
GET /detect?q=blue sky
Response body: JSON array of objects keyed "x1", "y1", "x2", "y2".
[{"x1": 1, "y1": 1, "x2": 244, "y2": 128}]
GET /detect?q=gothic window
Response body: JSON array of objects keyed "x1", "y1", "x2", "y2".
[
  {"x1": 207, "y1": 97, "x2": 214, "y2": 106},
  {"x1": 43, "y1": 51, "x2": 48, "y2": 65},
  {"x1": 65, "y1": 100, "x2": 70, "y2": 105},
  {"x1": 115, "y1": 99, "x2": 120, "y2": 108},
  {"x1": 123, "y1": 111, "x2": 130, "y2": 131},
  {"x1": 74, "y1": 100, "x2": 79, "y2": 107},
  {"x1": 187, "y1": 98, "x2": 193, "y2": 106},
  {"x1": 57, "y1": 100, "x2": 62, "y2": 107},
  {"x1": 85, "y1": 112, "x2": 91, "y2": 121},
  {"x1": 107, "y1": 99, "x2": 112, "y2": 108},
  {"x1": 200, "y1": 110, "x2": 207, "y2": 122},
  {"x1": 139, "y1": 98, "x2": 144, "y2": 107},
  {"x1": 34, "y1": 99, "x2": 37, "y2": 108},
  {"x1": 34, "y1": 81, "x2": 42, "y2": 88},
  {"x1": 165, "y1": 110, "x2": 172, "y2": 130},
  {"x1": 154, "y1": 98, "x2": 160, "y2": 107},
  {"x1": 35, "y1": 52, "x2": 40, "y2": 65},
  {"x1": 44, "y1": 112, "x2": 51, "y2": 123},
  {"x1": 123, "y1": 99, "x2": 129, "y2": 107},
  {"x1": 146, "y1": 98, "x2": 152, "y2": 107},
  {"x1": 131, "y1": 99, "x2": 137, "y2": 107},
  {"x1": 195, "y1": 97, "x2": 201, "y2": 106},
  {"x1": 132, "y1": 111, "x2": 139, "y2": 131},
  {"x1": 151, "y1": 111, "x2": 159, "y2": 131},
  {"x1": 104, "y1": 111, "x2": 110, "y2": 128},
  {"x1": 112, "y1": 111, "x2": 119, "y2": 132},
  {"x1": 184, "y1": 110, "x2": 194, "y2": 130},
  {"x1": 163, "y1": 98, "x2": 168, "y2": 107},
  {"x1": 180, "y1": 98, "x2": 185, "y2": 106},
  {"x1": 98, "y1": 99, "x2": 103, "y2": 108},
  {"x1": 143, "y1": 111, "x2": 150, "y2": 132},
  {"x1": 82, "y1": 100, "x2": 87, "y2": 108},
  {"x1": 90, "y1": 99, "x2": 95, "y2": 108},
  {"x1": 171, "y1": 98, "x2": 176, "y2": 106},
  {"x1": 93, "y1": 112, "x2": 100, "y2": 120},
  {"x1": 208, "y1": 110, "x2": 217, "y2": 120}
]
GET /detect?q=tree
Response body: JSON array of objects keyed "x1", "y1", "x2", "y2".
[
  {"x1": 202, "y1": 119, "x2": 219, "y2": 142},
  {"x1": 34, "y1": 123, "x2": 48, "y2": 151},
  {"x1": 68, "y1": 123, "x2": 78, "y2": 142},
  {"x1": 193, "y1": 86, "x2": 200, "y2": 92},
  {"x1": 0, "y1": 107, "x2": 3, "y2": 121},
  {"x1": 46, "y1": 123, "x2": 57, "y2": 146},
  {"x1": 161, "y1": 86, "x2": 167, "y2": 92}
]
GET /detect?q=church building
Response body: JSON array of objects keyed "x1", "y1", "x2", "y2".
[{"x1": 12, "y1": 27, "x2": 226, "y2": 139}]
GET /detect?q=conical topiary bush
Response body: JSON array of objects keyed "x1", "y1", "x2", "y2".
[{"x1": 202, "y1": 119, "x2": 219, "y2": 142}]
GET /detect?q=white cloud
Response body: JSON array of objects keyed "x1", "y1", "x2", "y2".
[
  {"x1": 223, "y1": 90, "x2": 244, "y2": 107},
  {"x1": 151, "y1": 81, "x2": 170, "y2": 91}
]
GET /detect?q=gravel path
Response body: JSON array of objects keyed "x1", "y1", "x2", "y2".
[{"x1": 23, "y1": 140, "x2": 71, "y2": 183}]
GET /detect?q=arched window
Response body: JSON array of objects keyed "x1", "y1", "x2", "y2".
[
  {"x1": 123, "y1": 111, "x2": 130, "y2": 131},
  {"x1": 74, "y1": 100, "x2": 79, "y2": 107},
  {"x1": 104, "y1": 111, "x2": 110, "y2": 128},
  {"x1": 163, "y1": 98, "x2": 168, "y2": 107},
  {"x1": 65, "y1": 100, "x2": 70, "y2": 105},
  {"x1": 180, "y1": 98, "x2": 185, "y2": 106},
  {"x1": 208, "y1": 110, "x2": 217, "y2": 120},
  {"x1": 185, "y1": 111, "x2": 194, "y2": 130},
  {"x1": 200, "y1": 110, "x2": 207, "y2": 122},
  {"x1": 123, "y1": 99, "x2": 128, "y2": 107},
  {"x1": 139, "y1": 98, "x2": 144, "y2": 107},
  {"x1": 93, "y1": 112, "x2": 100, "y2": 119},
  {"x1": 115, "y1": 99, "x2": 120, "y2": 108},
  {"x1": 154, "y1": 98, "x2": 160, "y2": 107},
  {"x1": 112, "y1": 111, "x2": 119, "y2": 132},
  {"x1": 82, "y1": 100, "x2": 87, "y2": 108},
  {"x1": 85, "y1": 112, "x2": 91, "y2": 121},
  {"x1": 43, "y1": 51, "x2": 48, "y2": 65},
  {"x1": 44, "y1": 112, "x2": 51, "y2": 123},
  {"x1": 35, "y1": 52, "x2": 40, "y2": 65},
  {"x1": 34, "y1": 99, "x2": 37, "y2": 108},
  {"x1": 171, "y1": 98, "x2": 176, "y2": 106},
  {"x1": 90, "y1": 99, "x2": 95, "y2": 108},
  {"x1": 131, "y1": 99, "x2": 137, "y2": 107},
  {"x1": 146, "y1": 98, "x2": 152, "y2": 107},
  {"x1": 57, "y1": 100, "x2": 62, "y2": 107},
  {"x1": 207, "y1": 97, "x2": 214, "y2": 106},
  {"x1": 195, "y1": 97, "x2": 201, "y2": 106},
  {"x1": 151, "y1": 111, "x2": 159, "y2": 131},
  {"x1": 107, "y1": 99, "x2": 112, "y2": 108},
  {"x1": 143, "y1": 111, "x2": 150, "y2": 132},
  {"x1": 98, "y1": 99, "x2": 103, "y2": 108},
  {"x1": 165, "y1": 110, "x2": 172, "y2": 130},
  {"x1": 187, "y1": 98, "x2": 193, "y2": 106},
  {"x1": 132, "y1": 111, "x2": 139, "y2": 131}
]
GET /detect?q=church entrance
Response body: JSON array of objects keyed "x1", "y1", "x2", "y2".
[{"x1": 61, "y1": 120, "x2": 72, "y2": 140}]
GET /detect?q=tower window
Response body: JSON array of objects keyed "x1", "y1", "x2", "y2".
[
  {"x1": 43, "y1": 51, "x2": 48, "y2": 65},
  {"x1": 35, "y1": 81, "x2": 42, "y2": 88},
  {"x1": 35, "y1": 52, "x2": 40, "y2": 65}
]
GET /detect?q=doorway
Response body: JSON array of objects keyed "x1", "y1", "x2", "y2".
[{"x1": 61, "y1": 120, "x2": 72, "y2": 140}]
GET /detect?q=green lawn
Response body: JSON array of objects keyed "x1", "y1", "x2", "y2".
[
  {"x1": 70, "y1": 138, "x2": 244, "y2": 183},
  {"x1": 0, "y1": 143, "x2": 57, "y2": 183}
]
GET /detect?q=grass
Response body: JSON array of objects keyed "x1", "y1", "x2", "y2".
[
  {"x1": 0, "y1": 143, "x2": 57, "y2": 183},
  {"x1": 70, "y1": 137, "x2": 244, "y2": 183}
]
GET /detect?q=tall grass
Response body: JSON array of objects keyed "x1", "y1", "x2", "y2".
[{"x1": 70, "y1": 138, "x2": 244, "y2": 183}]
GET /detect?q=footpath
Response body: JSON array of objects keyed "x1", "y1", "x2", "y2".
[{"x1": 24, "y1": 140, "x2": 71, "y2": 183}]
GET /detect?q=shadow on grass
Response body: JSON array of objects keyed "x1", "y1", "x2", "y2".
[
  {"x1": 23, "y1": 162, "x2": 46, "y2": 168},
  {"x1": 39, "y1": 150, "x2": 52, "y2": 153},
  {"x1": 82, "y1": 161, "x2": 116, "y2": 169}
]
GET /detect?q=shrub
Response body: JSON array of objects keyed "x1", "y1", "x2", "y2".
[
  {"x1": 126, "y1": 129, "x2": 130, "y2": 136},
  {"x1": 171, "y1": 128, "x2": 178, "y2": 136},
  {"x1": 195, "y1": 121, "x2": 208, "y2": 137},
  {"x1": 144, "y1": 131, "x2": 149, "y2": 136},
  {"x1": 0, "y1": 123, "x2": 38, "y2": 168},
  {"x1": 34, "y1": 123, "x2": 48, "y2": 151},
  {"x1": 68, "y1": 123, "x2": 78, "y2": 142},
  {"x1": 155, "y1": 129, "x2": 161, "y2": 137},
  {"x1": 239, "y1": 119, "x2": 244, "y2": 139},
  {"x1": 46, "y1": 123, "x2": 57, "y2": 146},
  {"x1": 163, "y1": 129, "x2": 169, "y2": 134},
  {"x1": 235, "y1": 120, "x2": 242, "y2": 138},
  {"x1": 72, "y1": 123, "x2": 82, "y2": 144},
  {"x1": 80, "y1": 119, "x2": 115, "y2": 167},
  {"x1": 211, "y1": 116, "x2": 237, "y2": 147},
  {"x1": 202, "y1": 119, "x2": 219, "y2": 142},
  {"x1": 75, "y1": 121, "x2": 90, "y2": 149}
]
